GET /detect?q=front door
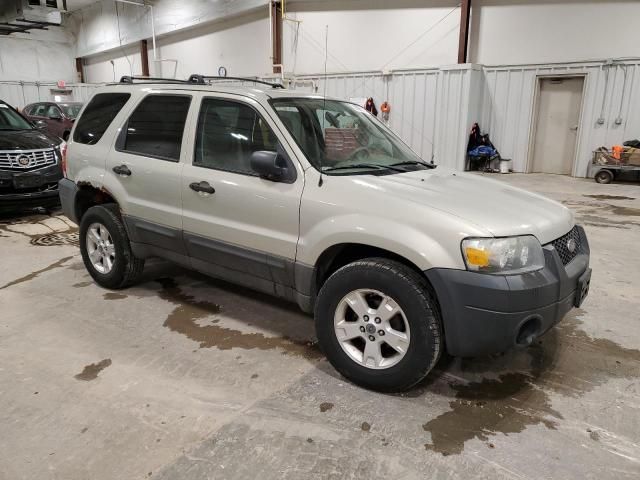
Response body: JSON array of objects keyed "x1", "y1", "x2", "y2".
[
  {"x1": 181, "y1": 94, "x2": 303, "y2": 290},
  {"x1": 106, "y1": 92, "x2": 192, "y2": 252},
  {"x1": 531, "y1": 77, "x2": 584, "y2": 175}
]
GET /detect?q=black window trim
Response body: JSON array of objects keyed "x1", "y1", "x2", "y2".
[
  {"x1": 73, "y1": 92, "x2": 132, "y2": 146},
  {"x1": 115, "y1": 93, "x2": 193, "y2": 163},
  {"x1": 192, "y1": 95, "x2": 297, "y2": 183}
]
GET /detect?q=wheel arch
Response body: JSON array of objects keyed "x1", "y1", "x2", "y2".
[{"x1": 74, "y1": 182, "x2": 119, "y2": 222}]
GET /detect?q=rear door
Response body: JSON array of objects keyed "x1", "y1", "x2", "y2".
[
  {"x1": 106, "y1": 92, "x2": 194, "y2": 254},
  {"x1": 181, "y1": 93, "x2": 304, "y2": 291}
]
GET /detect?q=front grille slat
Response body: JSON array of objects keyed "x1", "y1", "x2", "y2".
[
  {"x1": 0, "y1": 149, "x2": 57, "y2": 171},
  {"x1": 550, "y1": 226, "x2": 582, "y2": 266}
]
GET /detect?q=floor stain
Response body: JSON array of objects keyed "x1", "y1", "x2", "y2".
[
  {"x1": 103, "y1": 292, "x2": 127, "y2": 300},
  {"x1": 361, "y1": 421, "x2": 371, "y2": 432},
  {"x1": 583, "y1": 194, "x2": 635, "y2": 201},
  {"x1": 319, "y1": 402, "x2": 334, "y2": 413},
  {"x1": 156, "y1": 278, "x2": 320, "y2": 359},
  {"x1": 422, "y1": 312, "x2": 640, "y2": 456},
  {"x1": 0, "y1": 256, "x2": 74, "y2": 290},
  {"x1": 73, "y1": 281, "x2": 93, "y2": 288},
  {"x1": 74, "y1": 359, "x2": 112, "y2": 381}
]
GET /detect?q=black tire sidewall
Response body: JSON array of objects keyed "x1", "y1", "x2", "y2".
[
  {"x1": 595, "y1": 170, "x2": 613, "y2": 184},
  {"x1": 315, "y1": 260, "x2": 440, "y2": 392},
  {"x1": 79, "y1": 206, "x2": 129, "y2": 289}
]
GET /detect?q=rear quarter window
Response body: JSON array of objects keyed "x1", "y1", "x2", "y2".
[{"x1": 73, "y1": 93, "x2": 130, "y2": 145}]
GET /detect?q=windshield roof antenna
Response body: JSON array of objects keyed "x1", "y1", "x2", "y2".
[{"x1": 318, "y1": 24, "x2": 329, "y2": 187}]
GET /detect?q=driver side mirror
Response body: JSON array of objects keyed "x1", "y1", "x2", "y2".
[
  {"x1": 250, "y1": 150, "x2": 291, "y2": 182},
  {"x1": 34, "y1": 120, "x2": 48, "y2": 129}
]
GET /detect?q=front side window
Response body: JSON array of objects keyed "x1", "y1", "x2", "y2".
[
  {"x1": 122, "y1": 95, "x2": 191, "y2": 161},
  {"x1": 74, "y1": 93, "x2": 130, "y2": 145},
  {"x1": 0, "y1": 103, "x2": 33, "y2": 131},
  {"x1": 271, "y1": 98, "x2": 433, "y2": 175},
  {"x1": 45, "y1": 105, "x2": 62, "y2": 119},
  {"x1": 194, "y1": 98, "x2": 278, "y2": 175}
]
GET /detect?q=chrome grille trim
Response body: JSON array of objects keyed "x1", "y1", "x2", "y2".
[{"x1": 0, "y1": 148, "x2": 57, "y2": 171}]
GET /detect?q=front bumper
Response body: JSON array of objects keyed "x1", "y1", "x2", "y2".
[
  {"x1": 0, "y1": 165, "x2": 62, "y2": 211},
  {"x1": 425, "y1": 226, "x2": 591, "y2": 357}
]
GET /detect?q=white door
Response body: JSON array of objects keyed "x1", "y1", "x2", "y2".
[
  {"x1": 181, "y1": 94, "x2": 304, "y2": 288},
  {"x1": 531, "y1": 77, "x2": 584, "y2": 175}
]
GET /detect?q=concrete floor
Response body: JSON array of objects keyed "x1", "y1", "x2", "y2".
[{"x1": 0, "y1": 173, "x2": 639, "y2": 480}]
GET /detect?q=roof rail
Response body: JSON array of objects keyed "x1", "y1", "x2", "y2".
[
  {"x1": 187, "y1": 74, "x2": 284, "y2": 89},
  {"x1": 119, "y1": 76, "x2": 191, "y2": 84}
]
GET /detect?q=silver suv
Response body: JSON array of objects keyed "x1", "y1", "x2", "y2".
[{"x1": 59, "y1": 76, "x2": 591, "y2": 392}]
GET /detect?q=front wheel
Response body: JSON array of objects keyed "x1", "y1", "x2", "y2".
[
  {"x1": 315, "y1": 258, "x2": 442, "y2": 392},
  {"x1": 79, "y1": 204, "x2": 144, "y2": 289}
]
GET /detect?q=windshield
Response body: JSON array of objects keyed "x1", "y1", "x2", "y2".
[
  {"x1": 0, "y1": 103, "x2": 33, "y2": 131},
  {"x1": 270, "y1": 98, "x2": 433, "y2": 175},
  {"x1": 60, "y1": 103, "x2": 82, "y2": 118}
]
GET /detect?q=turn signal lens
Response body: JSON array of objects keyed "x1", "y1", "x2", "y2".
[{"x1": 464, "y1": 247, "x2": 490, "y2": 267}]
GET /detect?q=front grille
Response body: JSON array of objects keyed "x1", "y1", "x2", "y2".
[
  {"x1": 0, "y1": 149, "x2": 57, "y2": 171},
  {"x1": 550, "y1": 226, "x2": 582, "y2": 266}
]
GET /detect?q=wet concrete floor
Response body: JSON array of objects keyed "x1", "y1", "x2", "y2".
[{"x1": 0, "y1": 174, "x2": 638, "y2": 479}]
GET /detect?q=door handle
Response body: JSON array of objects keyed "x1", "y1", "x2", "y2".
[
  {"x1": 189, "y1": 181, "x2": 215, "y2": 194},
  {"x1": 112, "y1": 164, "x2": 132, "y2": 176},
  {"x1": 569, "y1": 125, "x2": 578, "y2": 131}
]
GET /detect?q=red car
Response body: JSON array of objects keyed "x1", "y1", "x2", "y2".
[{"x1": 23, "y1": 102, "x2": 83, "y2": 141}]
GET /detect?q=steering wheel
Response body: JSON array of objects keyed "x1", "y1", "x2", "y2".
[{"x1": 348, "y1": 146, "x2": 372, "y2": 161}]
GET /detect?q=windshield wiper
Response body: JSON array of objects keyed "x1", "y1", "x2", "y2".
[
  {"x1": 323, "y1": 163, "x2": 405, "y2": 173},
  {"x1": 389, "y1": 160, "x2": 437, "y2": 169}
]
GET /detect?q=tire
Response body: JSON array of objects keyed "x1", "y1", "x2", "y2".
[
  {"x1": 315, "y1": 258, "x2": 442, "y2": 392},
  {"x1": 595, "y1": 169, "x2": 613, "y2": 184},
  {"x1": 79, "y1": 204, "x2": 144, "y2": 289},
  {"x1": 62, "y1": 131, "x2": 70, "y2": 141}
]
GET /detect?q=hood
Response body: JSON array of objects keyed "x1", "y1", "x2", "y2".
[
  {"x1": 0, "y1": 129, "x2": 60, "y2": 150},
  {"x1": 371, "y1": 168, "x2": 574, "y2": 244}
]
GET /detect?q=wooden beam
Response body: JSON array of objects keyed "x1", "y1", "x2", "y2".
[
  {"x1": 457, "y1": 0, "x2": 471, "y2": 63},
  {"x1": 75, "y1": 57, "x2": 85, "y2": 83},
  {"x1": 140, "y1": 39, "x2": 150, "y2": 77}
]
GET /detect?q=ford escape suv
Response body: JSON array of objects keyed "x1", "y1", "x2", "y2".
[{"x1": 59, "y1": 76, "x2": 591, "y2": 392}]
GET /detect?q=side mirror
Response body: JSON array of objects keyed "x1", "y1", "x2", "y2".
[
  {"x1": 34, "y1": 120, "x2": 47, "y2": 129},
  {"x1": 49, "y1": 114, "x2": 62, "y2": 121},
  {"x1": 250, "y1": 150, "x2": 289, "y2": 181}
]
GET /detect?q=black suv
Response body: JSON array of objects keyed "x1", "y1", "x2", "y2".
[{"x1": 0, "y1": 100, "x2": 64, "y2": 212}]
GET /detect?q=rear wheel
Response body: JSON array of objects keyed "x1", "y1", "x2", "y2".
[
  {"x1": 79, "y1": 204, "x2": 144, "y2": 289},
  {"x1": 315, "y1": 258, "x2": 442, "y2": 392},
  {"x1": 595, "y1": 169, "x2": 613, "y2": 184}
]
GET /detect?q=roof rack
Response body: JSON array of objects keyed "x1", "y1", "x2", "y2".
[
  {"x1": 187, "y1": 74, "x2": 284, "y2": 89},
  {"x1": 119, "y1": 76, "x2": 191, "y2": 84}
]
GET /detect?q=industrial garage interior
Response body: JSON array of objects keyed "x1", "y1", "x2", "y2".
[{"x1": 1, "y1": 1, "x2": 639, "y2": 479}]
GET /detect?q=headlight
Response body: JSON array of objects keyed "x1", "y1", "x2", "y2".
[{"x1": 461, "y1": 236, "x2": 545, "y2": 274}]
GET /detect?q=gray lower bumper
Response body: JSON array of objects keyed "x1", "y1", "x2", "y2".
[
  {"x1": 425, "y1": 226, "x2": 591, "y2": 357},
  {"x1": 58, "y1": 178, "x2": 79, "y2": 224}
]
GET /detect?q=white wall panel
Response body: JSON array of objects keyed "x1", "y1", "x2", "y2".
[
  {"x1": 282, "y1": 0, "x2": 460, "y2": 75},
  {"x1": 0, "y1": 82, "x2": 100, "y2": 110},
  {"x1": 481, "y1": 61, "x2": 640, "y2": 177},
  {"x1": 470, "y1": 1, "x2": 640, "y2": 65}
]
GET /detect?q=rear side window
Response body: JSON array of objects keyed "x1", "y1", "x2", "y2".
[
  {"x1": 74, "y1": 93, "x2": 130, "y2": 145},
  {"x1": 121, "y1": 95, "x2": 191, "y2": 161}
]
